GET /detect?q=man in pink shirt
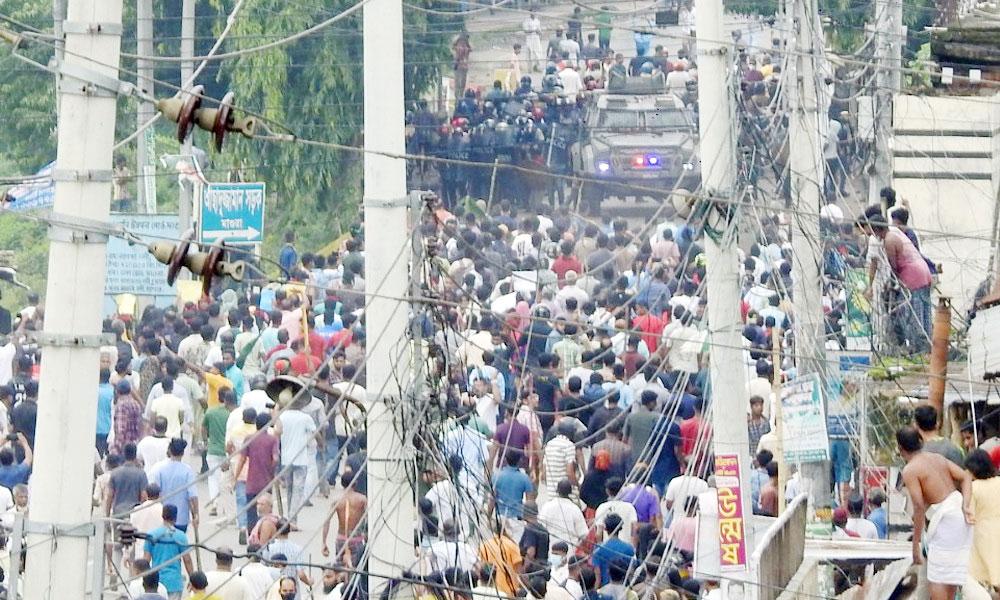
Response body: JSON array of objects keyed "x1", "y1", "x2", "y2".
[{"x1": 865, "y1": 206, "x2": 933, "y2": 353}]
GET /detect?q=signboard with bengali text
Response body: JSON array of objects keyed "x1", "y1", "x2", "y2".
[
  {"x1": 105, "y1": 214, "x2": 179, "y2": 297},
  {"x1": 198, "y1": 182, "x2": 265, "y2": 245},
  {"x1": 714, "y1": 453, "x2": 748, "y2": 572}
]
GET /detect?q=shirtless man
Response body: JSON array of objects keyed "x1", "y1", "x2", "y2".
[
  {"x1": 897, "y1": 426, "x2": 974, "y2": 599},
  {"x1": 321, "y1": 471, "x2": 367, "y2": 565},
  {"x1": 247, "y1": 493, "x2": 280, "y2": 547}
]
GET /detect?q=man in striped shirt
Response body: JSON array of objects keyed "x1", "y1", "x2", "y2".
[{"x1": 543, "y1": 420, "x2": 581, "y2": 498}]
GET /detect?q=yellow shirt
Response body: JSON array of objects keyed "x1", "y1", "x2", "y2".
[
  {"x1": 204, "y1": 371, "x2": 233, "y2": 409},
  {"x1": 478, "y1": 535, "x2": 522, "y2": 596}
]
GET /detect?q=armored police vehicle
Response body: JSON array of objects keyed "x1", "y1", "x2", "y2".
[{"x1": 570, "y1": 77, "x2": 700, "y2": 210}]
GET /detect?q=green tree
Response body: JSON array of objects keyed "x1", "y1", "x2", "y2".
[
  {"x1": 0, "y1": 1, "x2": 56, "y2": 172},
  {"x1": 203, "y1": 0, "x2": 456, "y2": 261}
]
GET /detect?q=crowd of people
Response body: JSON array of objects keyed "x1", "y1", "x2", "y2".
[{"x1": 0, "y1": 175, "x2": 986, "y2": 599}]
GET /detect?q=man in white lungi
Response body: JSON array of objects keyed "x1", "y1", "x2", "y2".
[
  {"x1": 521, "y1": 10, "x2": 543, "y2": 72},
  {"x1": 898, "y1": 425, "x2": 975, "y2": 599}
]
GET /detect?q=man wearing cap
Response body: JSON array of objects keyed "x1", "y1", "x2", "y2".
[{"x1": 831, "y1": 507, "x2": 858, "y2": 539}]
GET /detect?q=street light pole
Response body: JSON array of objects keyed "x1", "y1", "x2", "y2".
[{"x1": 22, "y1": 0, "x2": 123, "y2": 597}]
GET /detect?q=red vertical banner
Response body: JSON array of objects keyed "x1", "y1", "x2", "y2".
[{"x1": 714, "y1": 453, "x2": 748, "y2": 571}]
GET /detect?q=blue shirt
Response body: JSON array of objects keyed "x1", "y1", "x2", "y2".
[
  {"x1": 96, "y1": 382, "x2": 114, "y2": 436},
  {"x1": 155, "y1": 460, "x2": 198, "y2": 527},
  {"x1": 279, "y1": 244, "x2": 298, "y2": 273},
  {"x1": 592, "y1": 538, "x2": 635, "y2": 585},
  {"x1": 868, "y1": 506, "x2": 888, "y2": 539},
  {"x1": 225, "y1": 365, "x2": 246, "y2": 403},
  {"x1": 750, "y1": 468, "x2": 769, "y2": 513},
  {"x1": 648, "y1": 418, "x2": 682, "y2": 483},
  {"x1": 0, "y1": 463, "x2": 30, "y2": 490},
  {"x1": 144, "y1": 525, "x2": 188, "y2": 593},
  {"x1": 493, "y1": 466, "x2": 533, "y2": 518}
]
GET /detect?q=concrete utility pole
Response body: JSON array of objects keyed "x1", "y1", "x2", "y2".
[
  {"x1": 363, "y1": 0, "x2": 415, "y2": 595},
  {"x1": 136, "y1": 0, "x2": 156, "y2": 213},
  {"x1": 869, "y1": 0, "x2": 903, "y2": 204},
  {"x1": 23, "y1": 0, "x2": 123, "y2": 597},
  {"x1": 788, "y1": 0, "x2": 832, "y2": 506},
  {"x1": 52, "y1": 0, "x2": 66, "y2": 117},
  {"x1": 695, "y1": 0, "x2": 752, "y2": 584},
  {"x1": 179, "y1": 0, "x2": 195, "y2": 229}
]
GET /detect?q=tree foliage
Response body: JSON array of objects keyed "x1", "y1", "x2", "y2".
[
  {"x1": 0, "y1": 0, "x2": 455, "y2": 291},
  {"x1": 202, "y1": 0, "x2": 457, "y2": 258},
  {"x1": 0, "y1": 1, "x2": 57, "y2": 172}
]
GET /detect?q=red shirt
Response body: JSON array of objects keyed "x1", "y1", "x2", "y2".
[
  {"x1": 632, "y1": 313, "x2": 664, "y2": 353},
  {"x1": 680, "y1": 415, "x2": 713, "y2": 475},
  {"x1": 680, "y1": 415, "x2": 701, "y2": 455},
  {"x1": 264, "y1": 343, "x2": 288, "y2": 362},
  {"x1": 289, "y1": 352, "x2": 322, "y2": 376},
  {"x1": 296, "y1": 331, "x2": 325, "y2": 359},
  {"x1": 989, "y1": 445, "x2": 1000, "y2": 470},
  {"x1": 325, "y1": 330, "x2": 353, "y2": 354},
  {"x1": 621, "y1": 350, "x2": 642, "y2": 378},
  {"x1": 551, "y1": 256, "x2": 583, "y2": 286}
]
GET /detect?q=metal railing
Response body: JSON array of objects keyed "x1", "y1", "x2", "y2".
[{"x1": 751, "y1": 493, "x2": 809, "y2": 600}]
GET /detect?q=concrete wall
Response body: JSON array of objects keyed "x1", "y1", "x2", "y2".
[{"x1": 891, "y1": 94, "x2": 1000, "y2": 314}]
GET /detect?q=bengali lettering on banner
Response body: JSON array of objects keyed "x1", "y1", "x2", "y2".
[{"x1": 714, "y1": 453, "x2": 747, "y2": 572}]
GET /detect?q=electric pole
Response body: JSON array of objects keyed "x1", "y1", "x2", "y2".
[
  {"x1": 136, "y1": 0, "x2": 156, "y2": 213},
  {"x1": 869, "y1": 0, "x2": 902, "y2": 204},
  {"x1": 788, "y1": 0, "x2": 832, "y2": 506},
  {"x1": 695, "y1": 0, "x2": 752, "y2": 586},
  {"x1": 23, "y1": 0, "x2": 123, "y2": 597},
  {"x1": 179, "y1": 0, "x2": 195, "y2": 229},
  {"x1": 363, "y1": 0, "x2": 415, "y2": 596},
  {"x1": 52, "y1": 0, "x2": 66, "y2": 117}
]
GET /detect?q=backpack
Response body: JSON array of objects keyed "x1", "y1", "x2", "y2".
[{"x1": 593, "y1": 446, "x2": 612, "y2": 471}]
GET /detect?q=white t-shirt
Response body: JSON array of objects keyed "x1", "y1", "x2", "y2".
[
  {"x1": 427, "y1": 539, "x2": 478, "y2": 572},
  {"x1": 559, "y1": 68, "x2": 583, "y2": 96},
  {"x1": 136, "y1": 435, "x2": 171, "y2": 476},
  {"x1": 205, "y1": 569, "x2": 252, "y2": 600},
  {"x1": 130, "y1": 500, "x2": 163, "y2": 558},
  {"x1": 538, "y1": 497, "x2": 588, "y2": 552},
  {"x1": 125, "y1": 579, "x2": 169, "y2": 598},
  {"x1": 665, "y1": 325, "x2": 703, "y2": 374},
  {"x1": 663, "y1": 475, "x2": 708, "y2": 512},
  {"x1": 475, "y1": 394, "x2": 499, "y2": 433},
  {"x1": 511, "y1": 233, "x2": 536, "y2": 260},
  {"x1": 147, "y1": 393, "x2": 185, "y2": 438},
  {"x1": 845, "y1": 517, "x2": 879, "y2": 540},
  {"x1": 593, "y1": 500, "x2": 638, "y2": 543},
  {"x1": 820, "y1": 203, "x2": 844, "y2": 223},
  {"x1": 0, "y1": 343, "x2": 15, "y2": 386},
  {"x1": 332, "y1": 382, "x2": 367, "y2": 437},
  {"x1": 278, "y1": 410, "x2": 317, "y2": 467},
  {"x1": 240, "y1": 562, "x2": 279, "y2": 600},
  {"x1": 241, "y1": 389, "x2": 272, "y2": 416}
]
